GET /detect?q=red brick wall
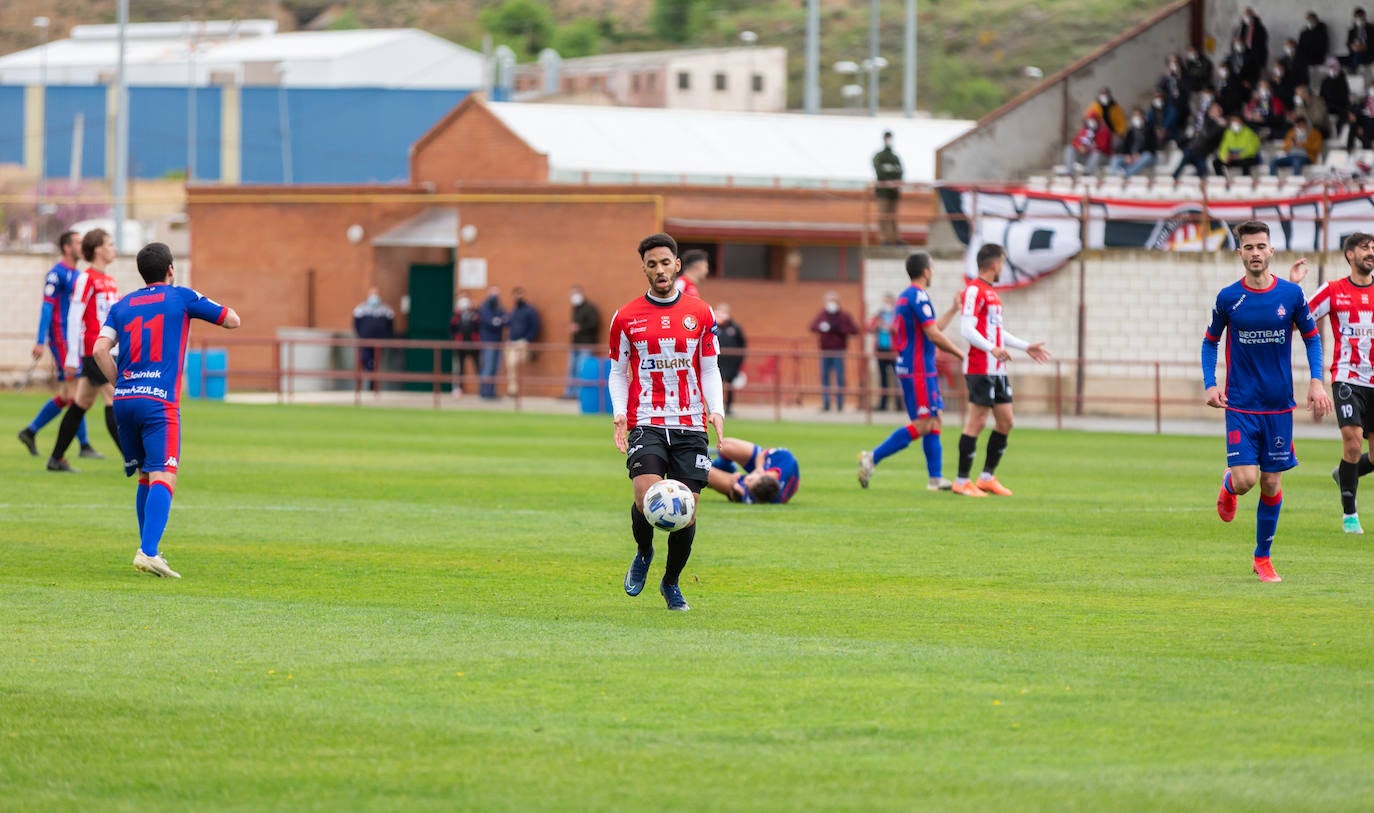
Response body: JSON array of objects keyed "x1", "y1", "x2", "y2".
[{"x1": 411, "y1": 100, "x2": 549, "y2": 187}]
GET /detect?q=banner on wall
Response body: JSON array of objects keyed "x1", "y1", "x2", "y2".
[{"x1": 936, "y1": 186, "x2": 1373, "y2": 289}]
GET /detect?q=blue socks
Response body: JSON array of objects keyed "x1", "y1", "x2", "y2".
[
  {"x1": 28, "y1": 397, "x2": 63, "y2": 433},
  {"x1": 922, "y1": 432, "x2": 942, "y2": 478},
  {"x1": 873, "y1": 425, "x2": 915, "y2": 465},
  {"x1": 1255, "y1": 490, "x2": 1282, "y2": 559},
  {"x1": 140, "y1": 481, "x2": 174, "y2": 557},
  {"x1": 136, "y1": 479, "x2": 150, "y2": 536}
]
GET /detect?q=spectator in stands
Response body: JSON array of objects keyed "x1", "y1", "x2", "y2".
[
  {"x1": 1158, "y1": 55, "x2": 1189, "y2": 109},
  {"x1": 449, "y1": 294, "x2": 480, "y2": 397},
  {"x1": 1148, "y1": 89, "x2": 1186, "y2": 148},
  {"x1": 353, "y1": 286, "x2": 394, "y2": 393},
  {"x1": 809, "y1": 291, "x2": 860, "y2": 412},
  {"x1": 1183, "y1": 44, "x2": 1214, "y2": 95},
  {"x1": 563, "y1": 284, "x2": 600, "y2": 399},
  {"x1": 1270, "y1": 116, "x2": 1323, "y2": 176},
  {"x1": 1217, "y1": 65, "x2": 1248, "y2": 116},
  {"x1": 1063, "y1": 113, "x2": 1112, "y2": 178},
  {"x1": 1348, "y1": 8, "x2": 1374, "y2": 70},
  {"x1": 1321, "y1": 57, "x2": 1352, "y2": 135},
  {"x1": 1110, "y1": 108, "x2": 1159, "y2": 178},
  {"x1": 1175, "y1": 102, "x2": 1228, "y2": 179},
  {"x1": 1085, "y1": 87, "x2": 1128, "y2": 138},
  {"x1": 1243, "y1": 80, "x2": 1288, "y2": 139},
  {"x1": 1298, "y1": 11, "x2": 1331, "y2": 71},
  {"x1": 477, "y1": 286, "x2": 506, "y2": 400},
  {"x1": 504, "y1": 286, "x2": 541, "y2": 397},
  {"x1": 1293, "y1": 85, "x2": 1331, "y2": 140},
  {"x1": 1214, "y1": 114, "x2": 1262, "y2": 177},
  {"x1": 872, "y1": 131, "x2": 904, "y2": 246},
  {"x1": 1234, "y1": 7, "x2": 1269, "y2": 82},
  {"x1": 1270, "y1": 61, "x2": 1297, "y2": 112},
  {"x1": 1348, "y1": 87, "x2": 1374, "y2": 150},
  {"x1": 1277, "y1": 38, "x2": 1308, "y2": 96},
  {"x1": 1225, "y1": 36, "x2": 1262, "y2": 90}
]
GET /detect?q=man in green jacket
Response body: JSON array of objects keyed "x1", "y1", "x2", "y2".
[
  {"x1": 1214, "y1": 115, "x2": 1262, "y2": 176},
  {"x1": 872, "y1": 131, "x2": 904, "y2": 245}
]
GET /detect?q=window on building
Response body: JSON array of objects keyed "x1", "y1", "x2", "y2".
[
  {"x1": 752, "y1": 74, "x2": 764, "y2": 94},
  {"x1": 678, "y1": 71, "x2": 691, "y2": 90},
  {"x1": 632, "y1": 74, "x2": 641, "y2": 92},
  {"x1": 794, "y1": 246, "x2": 863, "y2": 281},
  {"x1": 715, "y1": 72, "x2": 728, "y2": 91},
  {"x1": 647, "y1": 73, "x2": 657, "y2": 91},
  {"x1": 720, "y1": 243, "x2": 773, "y2": 280}
]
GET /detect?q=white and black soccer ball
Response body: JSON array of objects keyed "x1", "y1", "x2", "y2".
[{"x1": 642, "y1": 479, "x2": 696, "y2": 532}]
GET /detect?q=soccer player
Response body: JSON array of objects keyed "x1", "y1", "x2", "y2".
[
  {"x1": 707, "y1": 437, "x2": 800, "y2": 504},
  {"x1": 1203, "y1": 220, "x2": 1331, "y2": 583},
  {"x1": 93, "y1": 242, "x2": 240, "y2": 578},
  {"x1": 675, "y1": 248, "x2": 708, "y2": 298},
  {"x1": 610, "y1": 233, "x2": 725, "y2": 611},
  {"x1": 952, "y1": 244, "x2": 1051, "y2": 497},
  {"x1": 17, "y1": 230, "x2": 99, "y2": 459},
  {"x1": 47, "y1": 228, "x2": 124, "y2": 472},
  {"x1": 1293, "y1": 232, "x2": 1374, "y2": 534},
  {"x1": 858, "y1": 252, "x2": 965, "y2": 492}
]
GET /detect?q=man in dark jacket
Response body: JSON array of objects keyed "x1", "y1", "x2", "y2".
[
  {"x1": 564, "y1": 285, "x2": 601, "y2": 398},
  {"x1": 809, "y1": 291, "x2": 860, "y2": 412},
  {"x1": 477, "y1": 286, "x2": 506, "y2": 399},
  {"x1": 505, "y1": 286, "x2": 541, "y2": 397},
  {"x1": 353, "y1": 286, "x2": 394, "y2": 393},
  {"x1": 1174, "y1": 102, "x2": 1227, "y2": 178},
  {"x1": 449, "y1": 294, "x2": 480, "y2": 397},
  {"x1": 872, "y1": 131, "x2": 904, "y2": 246},
  {"x1": 714, "y1": 302, "x2": 747, "y2": 416},
  {"x1": 1298, "y1": 11, "x2": 1330, "y2": 69}
]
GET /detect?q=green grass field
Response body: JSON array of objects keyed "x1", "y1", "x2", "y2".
[{"x1": 1, "y1": 393, "x2": 1371, "y2": 811}]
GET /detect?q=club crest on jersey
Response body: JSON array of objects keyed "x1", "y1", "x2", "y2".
[
  {"x1": 1276, "y1": 305, "x2": 1286, "y2": 318},
  {"x1": 682, "y1": 315, "x2": 698, "y2": 331}
]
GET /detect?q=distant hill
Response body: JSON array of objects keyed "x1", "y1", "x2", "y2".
[{"x1": 0, "y1": 0, "x2": 1176, "y2": 119}]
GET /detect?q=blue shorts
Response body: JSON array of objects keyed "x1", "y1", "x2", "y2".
[
  {"x1": 113, "y1": 398, "x2": 182, "y2": 477},
  {"x1": 900, "y1": 374, "x2": 944, "y2": 421},
  {"x1": 1225, "y1": 410, "x2": 1296, "y2": 473}
]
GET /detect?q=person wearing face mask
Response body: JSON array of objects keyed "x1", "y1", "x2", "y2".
[
  {"x1": 1216, "y1": 66, "x2": 1247, "y2": 116},
  {"x1": 1320, "y1": 56, "x2": 1352, "y2": 129},
  {"x1": 1292, "y1": 85, "x2": 1330, "y2": 140},
  {"x1": 1298, "y1": 11, "x2": 1330, "y2": 69},
  {"x1": 1270, "y1": 116, "x2": 1324, "y2": 177},
  {"x1": 1157, "y1": 54, "x2": 1189, "y2": 107},
  {"x1": 1110, "y1": 107, "x2": 1159, "y2": 178},
  {"x1": 449, "y1": 293, "x2": 480, "y2": 397},
  {"x1": 1147, "y1": 90, "x2": 1185, "y2": 149},
  {"x1": 1233, "y1": 7, "x2": 1268, "y2": 80},
  {"x1": 477, "y1": 286, "x2": 506, "y2": 399},
  {"x1": 1182, "y1": 45, "x2": 1213, "y2": 93},
  {"x1": 1063, "y1": 114, "x2": 1112, "y2": 179},
  {"x1": 563, "y1": 284, "x2": 601, "y2": 399},
  {"x1": 1214, "y1": 115, "x2": 1262, "y2": 177},
  {"x1": 1084, "y1": 86, "x2": 1126, "y2": 137},
  {"x1": 1348, "y1": 87, "x2": 1374, "y2": 150},
  {"x1": 1347, "y1": 8, "x2": 1372, "y2": 70},
  {"x1": 1243, "y1": 80, "x2": 1287, "y2": 140},
  {"x1": 809, "y1": 292, "x2": 860, "y2": 412},
  {"x1": 1174, "y1": 102, "x2": 1228, "y2": 179},
  {"x1": 504, "y1": 286, "x2": 541, "y2": 397},
  {"x1": 1277, "y1": 38, "x2": 1308, "y2": 94},
  {"x1": 352, "y1": 286, "x2": 395, "y2": 394}
]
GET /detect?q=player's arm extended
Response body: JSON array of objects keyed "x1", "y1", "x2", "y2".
[
  {"x1": 219, "y1": 307, "x2": 242, "y2": 329},
  {"x1": 921, "y1": 321, "x2": 963, "y2": 360},
  {"x1": 1302, "y1": 329, "x2": 1333, "y2": 418},
  {"x1": 93, "y1": 329, "x2": 118, "y2": 383}
]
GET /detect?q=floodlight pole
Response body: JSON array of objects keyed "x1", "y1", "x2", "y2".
[
  {"x1": 869, "y1": 0, "x2": 880, "y2": 116},
  {"x1": 804, "y1": 0, "x2": 819, "y2": 113},
  {"x1": 903, "y1": 0, "x2": 916, "y2": 117},
  {"x1": 34, "y1": 16, "x2": 50, "y2": 244},
  {"x1": 113, "y1": 0, "x2": 129, "y2": 246}
]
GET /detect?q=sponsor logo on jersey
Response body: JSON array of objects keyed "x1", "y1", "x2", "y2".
[
  {"x1": 683, "y1": 315, "x2": 698, "y2": 331},
  {"x1": 640, "y1": 357, "x2": 693, "y2": 371},
  {"x1": 123, "y1": 369, "x2": 162, "y2": 381},
  {"x1": 1236, "y1": 329, "x2": 1287, "y2": 344},
  {"x1": 1232, "y1": 294, "x2": 1247, "y2": 312}
]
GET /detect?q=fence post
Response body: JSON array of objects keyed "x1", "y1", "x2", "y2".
[
  {"x1": 773, "y1": 352, "x2": 783, "y2": 422},
  {"x1": 433, "y1": 345, "x2": 441, "y2": 410},
  {"x1": 1154, "y1": 361, "x2": 1162, "y2": 435},
  {"x1": 1054, "y1": 359, "x2": 1063, "y2": 431}
]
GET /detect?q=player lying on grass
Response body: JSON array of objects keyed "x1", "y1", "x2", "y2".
[{"x1": 706, "y1": 437, "x2": 800, "y2": 504}]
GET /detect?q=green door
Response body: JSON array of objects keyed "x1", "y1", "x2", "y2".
[{"x1": 404, "y1": 262, "x2": 454, "y2": 392}]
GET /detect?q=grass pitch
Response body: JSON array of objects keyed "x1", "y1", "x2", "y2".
[{"x1": 1, "y1": 393, "x2": 1371, "y2": 811}]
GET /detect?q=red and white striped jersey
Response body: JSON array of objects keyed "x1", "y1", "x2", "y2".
[
  {"x1": 65, "y1": 268, "x2": 119, "y2": 368},
  {"x1": 608, "y1": 293, "x2": 718, "y2": 430},
  {"x1": 960, "y1": 278, "x2": 1005, "y2": 376},
  {"x1": 1309, "y1": 277, "x2": 1374, "y2": 385}
]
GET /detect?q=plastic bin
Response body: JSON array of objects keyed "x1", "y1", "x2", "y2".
[
  {"x1": 578, "y1": 356, "x2": 614, "y2": 414},
  {"x1": 185, "y1": 349, "x2": 228, "y2": 400}
]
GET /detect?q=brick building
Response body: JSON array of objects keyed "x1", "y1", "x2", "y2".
[{"x1": 186, "y1": 95, "x2": 972, "y2": 394}]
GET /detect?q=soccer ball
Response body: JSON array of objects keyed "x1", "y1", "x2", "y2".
[{"x1": 642, "y1": 479, "x2": 696, "y2": 532}]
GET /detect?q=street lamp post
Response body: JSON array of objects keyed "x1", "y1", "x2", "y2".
[
  {"x1": 739, "y1": 30, "x2": 757, "y2": 112},
  {"x1": 34, "y1": 16, "x2": 50, "y2": 244}
]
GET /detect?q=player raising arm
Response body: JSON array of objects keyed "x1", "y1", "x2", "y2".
[
  {"x1": 1203, "y1": 220, "x2": 1330, "y2": 583},
  {"x1": 93, "y1": 242, "x2": 241, "y2": 579}
]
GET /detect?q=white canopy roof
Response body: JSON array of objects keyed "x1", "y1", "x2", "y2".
[{"x1": 486, "y1": 102, "x2": 973, "y2": 188}]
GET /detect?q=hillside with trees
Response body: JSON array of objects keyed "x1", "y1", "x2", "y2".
[{"x1": 0, "y1": 0, "x2": 1175, "y2": 118}]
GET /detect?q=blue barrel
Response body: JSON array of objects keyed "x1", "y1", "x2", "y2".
[
  {"x1": 578, "y1": 355, "x2": 602, "y2": 414},
  {"x1": 184, "y1": 349, "x2": 228, "y2": 400}
]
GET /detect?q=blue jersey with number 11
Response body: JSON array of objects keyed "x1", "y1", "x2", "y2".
[{"x1": 101, "y1": 283, "x2": 229, "y2": 407}]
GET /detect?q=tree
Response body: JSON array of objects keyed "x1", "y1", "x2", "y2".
[
  {"x1": 553, "y1": 19, "x2": 603, "y2": 59},
  {"x1": 479, "y1": 0, "x2": 555, "y2": 58},
  {"x1": 650, "y1": 0, "x2": 711, "y2": 44}
]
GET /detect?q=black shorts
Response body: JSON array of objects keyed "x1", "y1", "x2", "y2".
[
  {"x1": 80, "y1": 356, "x2": 110, "y2": 386},
  {"x1": 965, "y1": 373, "x2": 1013, "y2": 407},
  {"x1": 1333, "y1": 381, "x2": 1374, "y2": 433},
  {"x1": 625, "y1": 425, "x2": 710, "y2": 491}
]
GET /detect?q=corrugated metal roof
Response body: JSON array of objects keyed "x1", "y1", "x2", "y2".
[{"x1": 487, "y1": 102, "x2": 973, "y2": 187}]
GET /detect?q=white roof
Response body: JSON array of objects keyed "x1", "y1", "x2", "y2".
[
  {"x1": 0, "y1": 20, "x2": 484, "y2": 88},
  {"x1": 486, "y1": 102, "x2": 972, "y2": 187}
]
